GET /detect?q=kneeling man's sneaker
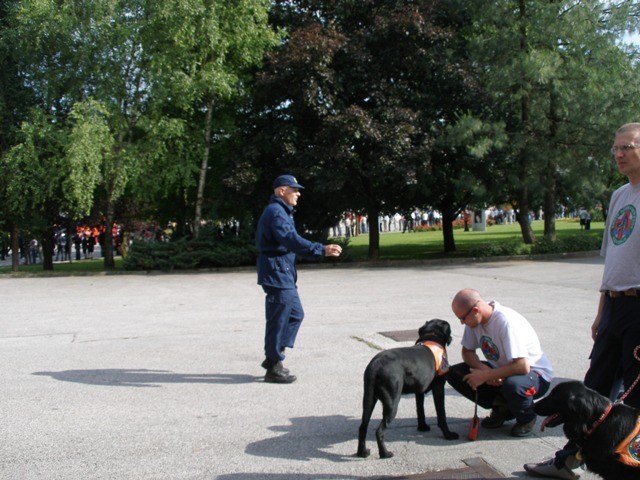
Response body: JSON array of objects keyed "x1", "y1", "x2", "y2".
[
  {"x1": 510, "y1": 418, "x2": 536, "y2": 437},
  {"x1": 523, "y1": 458, "x2": 580, "y2": 479},
  {"x1": 481, "y1": 407, "x2": 513, "y2": 428}
]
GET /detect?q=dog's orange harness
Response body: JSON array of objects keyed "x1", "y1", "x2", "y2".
[
  {"x1": 419, "y1": 341, "x2": 450, "y2": 376},
  {"x1": 613, "y1": 416, "x2": 640, "y2": 467}
]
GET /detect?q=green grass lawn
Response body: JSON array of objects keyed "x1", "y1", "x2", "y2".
[{"x1": 343, "y1": 219, "x2": 604, "y2": 261}]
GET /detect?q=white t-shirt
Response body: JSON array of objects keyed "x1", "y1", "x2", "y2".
[
  {"x1": 461, "y1": 301, "x2": 554, "y2": 381},
  {"x1": 600, "y1": 182, "x2": 640, "y2": 292}
]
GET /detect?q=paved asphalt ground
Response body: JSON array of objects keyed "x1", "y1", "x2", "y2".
[{"x1": 0, "y1": 255, "x2": 607, "y2": 479}]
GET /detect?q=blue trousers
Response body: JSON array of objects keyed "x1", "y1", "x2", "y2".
[
  {"x1": 447, "y1": 361, "x2": 550, "y2": 424},
  {"x1": 263, "y1": 287, "x2": 304, "y2": 362}
]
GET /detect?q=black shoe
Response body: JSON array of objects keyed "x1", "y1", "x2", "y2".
[
  {"x1": 264, "y1": 365, "x2": 296, "y2": 384},
  {"x1": 261, "y1": 359, "x2": 289, "y2": 375},
  {"x1": 481, "y1": 407, "x2": 514, "y2": 428},
  {"x1": 510, "y1": 418, "x2": 536, "y2": 437}
]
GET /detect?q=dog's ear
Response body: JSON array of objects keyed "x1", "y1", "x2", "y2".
[
  {"x1": 563, "y1": 391, "x2": 595, "y2": 441},
  {"x1": 443, "y1": 321, "x2": 452, "y2": 345},
  {"x1": 418, "y1": 321, "x2": 431, "y2": 339}
]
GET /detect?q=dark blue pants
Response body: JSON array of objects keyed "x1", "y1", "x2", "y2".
[
  {"x1": 447, "y1": 362, "x2": 550, "y2": 424},
  {"x1": 263, "y1": 287, "x2": 304, "y2": 362},
  {"x1": 555, "y1": 294, "x2": 640, "y2": 468}
]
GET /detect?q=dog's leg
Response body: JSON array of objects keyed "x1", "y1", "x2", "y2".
[
  {"x1": 432, "y1": 378, "x2": 459, "y2": 440},
  {"x1": 356, "y1": 388, "x2": 376, "y2": 458},
  {"x1": 415, "y1": 391, "x2": 430, "y2": 432},
  {"x1": 376, "y1": 395, "x2": 400, "y2": 459}
]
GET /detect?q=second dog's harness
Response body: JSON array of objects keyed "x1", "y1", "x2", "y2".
[
  {"x1": 419, "y1": 341, "x2": 450, "y2": 376},
  {"x1": 614, "y1": 416, "x2": 640, "y2": 467},
  {"x1": 578, "y1": 405, "x2": 640, "y2": 467}
]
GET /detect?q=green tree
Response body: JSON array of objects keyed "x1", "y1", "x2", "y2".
[
  {"x1": 6, "y1": 0, "x2": 149, "y2": 269},
  {"x1": 244, "y1": 0, "x2": 496, "y2": 258},
  {"x1": 467, "y1": 0, "x2": 640, "y2": 243},
  {"x1": 142, "y1": 0, "x2": 281, "y2": 238},
  {"x1": 0, "y1": 111, "x2": 67, "y2": 270},
  {"x1": 0, "y1": 0, "x2": 32, "y2": 271}
]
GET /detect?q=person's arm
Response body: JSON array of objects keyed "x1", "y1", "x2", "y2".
[
  {"x1": 591, "y1": 292, "x2": 605, "y2": 341},
  {"x1": 461, "y1": 347, "x2": 488, "y2": 370},
  {"x1": 463, "y1": 356, "x2": 530, "y2": 390},
  {"x1": 324, "y1": 244, "x2": 342, "y2": 257},
  {"x1": 271, "y1": 210, "x2": 342, "y2": 258},
  {"x1": 270, "y1": 209, "x2": 325, "y2": 257}
]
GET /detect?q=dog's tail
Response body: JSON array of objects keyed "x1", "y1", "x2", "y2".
[{"x1": 360, "y1": 364, "x2": 378, "y2": 425}]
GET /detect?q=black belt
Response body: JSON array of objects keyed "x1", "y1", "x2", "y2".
[{"x1": 605, "y1": 289, "x2": 640, "y2": 298}]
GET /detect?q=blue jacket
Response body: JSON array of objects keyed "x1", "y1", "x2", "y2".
[{"x1": 256, "y1": 196, "x2": 325, "y2": 288}]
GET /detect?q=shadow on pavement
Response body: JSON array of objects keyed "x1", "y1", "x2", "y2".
[
  {"x1": 31, "y1": 369, "x2": 259, "y2": 387},
  {"x1": 217, "y1": 474, "x2": 363, "y2": 480},
  {"x1": 246, "y1": 414, "x2": 364, "y2": 463}
]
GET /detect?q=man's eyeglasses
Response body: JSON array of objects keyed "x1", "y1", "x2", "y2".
[
  {"x1": 458, "y1": 300, "x2": 479, "y2": 322},
  {"x1": 611, "y1": 144, "x2": 640, "y2": 155}
]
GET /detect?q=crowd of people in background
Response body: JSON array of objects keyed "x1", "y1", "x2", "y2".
[
  {"x1": 328, "y1": 206, "x2": 596, "y2": 238},
  {"x1": 5, "y1": 223, "x2": 124, "y2": 265},
  {"x1": 330, "y1": 207, "x2": 519, "y2": 238}
]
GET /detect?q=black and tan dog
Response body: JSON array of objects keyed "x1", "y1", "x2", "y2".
[
  {"x1": 356, "y1": 319, "x2": 459, "y2": 459},
  {"x1": 534, "y1": 380, "x2": 640, "y2": 480}
]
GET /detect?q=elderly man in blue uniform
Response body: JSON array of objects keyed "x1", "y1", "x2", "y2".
[{"x1": 256, "y1": 175, "x2": 342, "y2": 384}]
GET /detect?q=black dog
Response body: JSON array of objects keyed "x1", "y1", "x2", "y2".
[
  {"x1": 534, "y1": 380, "x2": 640, "y2": 480},
  {"x1": 356, "y1": 319, "x2": 459, "y2": 459}
]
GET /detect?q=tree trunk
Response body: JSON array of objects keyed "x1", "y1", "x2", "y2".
[
  {"x1": 366, "y1": 205, "x2": 380, "y2": 260},
  {"x1": 515, "y1": 0, "x2": 535, "y2": 246},
  {"x1": 10, "y1": 222, "x2": 20, "y2": 272},
  {"x1": 543, "y1": 179, "x2": 557, "y2": 240},
  {"x1": 516, "y1": 189, "x2": 536, "y2": 244},
  {"x1": 41, "y1": 225, "x2": 54, "y2": 271},
  {"x1": 194, "y1": 98, "x2": 215, "y2": 238},
  {"x1": 441, "y1": 209, "x2": 456, "y2": 253},
  {"x1": 543, "y1": 79, "x2": 558, "y2": 240},
  {"x1": 103, "y1": 197, "x2": 115, "y2": 269}
]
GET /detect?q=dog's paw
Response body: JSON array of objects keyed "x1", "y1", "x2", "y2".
[
  {"x1": 356, "y1": 448, "x2": 370, "y2": 458},
  {"x1": 417, "y1": 423, "x2": 431, "y2": 432},
  {"x1": 443, "y1": 431, "x2": 459, "y2": 440}
]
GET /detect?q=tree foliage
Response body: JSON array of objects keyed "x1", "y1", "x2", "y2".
[
  {"x1": 1, "y1": 0, "x2": 279, "y2": 270},
  {"x1": 241, "y1": 0, "x2": 505, "y2": 257},
  {"x1": 1, "y1": 0, "x2": 639, "y2": 267}
]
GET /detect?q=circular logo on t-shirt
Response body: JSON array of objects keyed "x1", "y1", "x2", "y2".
[
  {"x1": 611, "y1": 204, "x2": 636, "y2": 246},
  {"x1": 480, "y1": 336, "x2": 500, "y2": 362}
]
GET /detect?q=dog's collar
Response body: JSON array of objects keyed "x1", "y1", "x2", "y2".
[
  {"x1": 585, "y1": 401, "x2": 614, "y2": 437},
  {"x1": 419, "y1": 341, "x2": 450, "y2": 376}
]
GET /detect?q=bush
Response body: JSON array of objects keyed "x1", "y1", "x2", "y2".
[
  {"x1": 469, "y1": 239, "x2": 528, "y2": 258},
  {"x1": 531, "y1": 234, "x2": 601, "y2": 255},
  {"x1": 123, "y1": 236, "x2": 257, "y2": 271},
  {"x1": 322, "y1": 237, "x2": 353, "y2": 263}
]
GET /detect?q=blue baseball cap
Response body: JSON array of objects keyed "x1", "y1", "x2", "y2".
[{"x1": 272, "y1": 174, "x2": 304, "y2": 189}]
